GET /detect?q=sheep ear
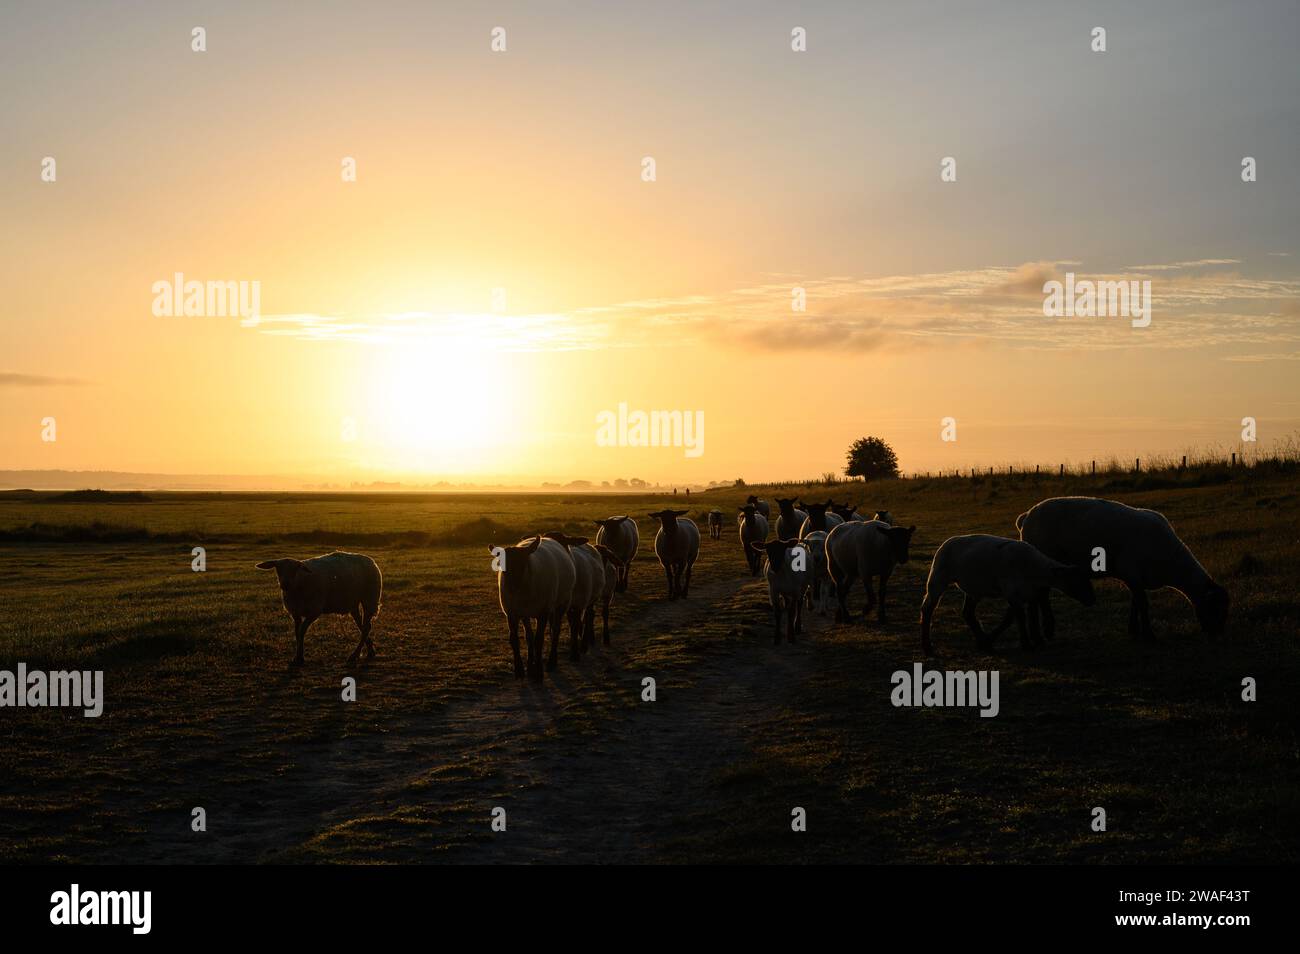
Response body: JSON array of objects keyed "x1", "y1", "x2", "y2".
[
  {"x1": 593, "y1": 520, "x2": 605, "y2": 528},
  {"x1": 749, "y1": 542, "x2": 766, "y2": 553},
  {"x1": 295, "y1": 560, "x2": 313, "y2": 574},
  {"x1": 255, "y1": 560, "x2": 277, "y2": 570},
  {"x1": 524, "y1": 536, "x2": 542, "y2": 553}
]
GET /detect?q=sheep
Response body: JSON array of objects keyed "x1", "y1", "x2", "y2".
[
  {"x1": 800, "y1": 529, "x2": 833, "y2": 615},
  {"x1": 745, "y1": 494, "x2": 771, "y2": 518},
  {"x1": 872, "y1": 510, "x2": 894, "y2": 525},
  {"x1": 752, "y1": 539, "x2": 811, "y2": 644},
  {"x1": 918, "y1": 534, "x2": 1096, "y2": 655},
  {"x1": 707, "y1": 509, "x2": 724, "y2": 540},
  {"x1": 1017, "y1": 496, "x2": 1230, "y2": 640},
  {"x1": 594, "y1": 515, "x2": 639, "y2": 592},
  {"x1": 830, "y1": 503, "x2": 867, "y2": 523},
  {"x1": 799, "y1": 500, "x2": 844, "y2": 536},
  {"x1": 649, "y1": 509, "x2": 701, "y2": 599},
  {"x1": 543, "y1": 532, "x2": 603, "y2": 660},
  {"x1": 488, "y1": 535, "x2": 576, "y2": 681},
  {"x1": 774, "y1": 497, "x2": 810, "y2": 540},
  {"x1": 256, "y1": 551, "x2": 383, "y2": 667},
  {"x1": 826, "y1": 520, "x2": 916, "y2": 625},
  {"x1": 737, "y1": 504, "x2": 770, "y2": 576},
  {"x1": 594, "y1": 544, "x2": 624, "y2": 645}
]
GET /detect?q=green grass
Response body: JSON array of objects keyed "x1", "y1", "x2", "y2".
[{"x1": 0, "y1": 469, "x2": 1296, "y2": 863}]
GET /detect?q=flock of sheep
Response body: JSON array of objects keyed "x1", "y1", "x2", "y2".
[{"x1": 254, "y1": 493, "x2": 1231, "y2": 680}]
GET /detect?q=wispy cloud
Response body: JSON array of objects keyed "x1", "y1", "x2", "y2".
[
  {"x1": 252, "y1": 260, "x2": 1300, "y2": 359},
  {"x1": 0, "y1": 372, "x2": 91, "y2": 387}
]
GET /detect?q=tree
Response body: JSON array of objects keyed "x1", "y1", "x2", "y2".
[{"x1": 845, "y1": 436, "x2": 900, "y2": 481}]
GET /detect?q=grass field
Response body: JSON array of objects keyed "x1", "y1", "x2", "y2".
[{"x1": 1, "y1": 466, "x2": 1297, "y2": 863}]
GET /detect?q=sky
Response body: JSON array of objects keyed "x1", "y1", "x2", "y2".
[{"x1": 3, "y1": 0, "x2": 1299, "y2": 487}]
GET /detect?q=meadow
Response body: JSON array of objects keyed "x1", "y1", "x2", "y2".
[{"x1": 1, "y1": 465, "x2": 1297, "y2": 864}]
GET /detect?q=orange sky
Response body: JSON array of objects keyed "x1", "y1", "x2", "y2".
[{"x1": 3, "y1": 2, "x2": 1299, "y2": 487}]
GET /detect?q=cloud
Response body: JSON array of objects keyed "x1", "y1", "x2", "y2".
[
  {"x1": 0, "y1": 372, "x2": 91, "y2": 387},
  {"x1": 249, "y1": 260, "x2": 1300, "y2": 359}
]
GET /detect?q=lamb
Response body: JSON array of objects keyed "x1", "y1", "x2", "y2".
[
  {"x1": 800, "y1": 529, "x2": 832, "y2": 615},
  {"x1": 737, "y1": 504, "x2": 770, "y2": 576},
  {"x1": 649, "y1": 509, "x2": 701, "y2": 599},
  {"x1": 826, "y1": 520, "x2": 916, "y2": 625},
  {"x1": 594, "y1": 515, "x2": 639, "y2": 592},
  {"x1": 542, "y1": 532, "x2": 603, "y2": 660},
  {"x1": 1017, "y1": 496, "x2": 1230, "y2": 639},
  {"x1": 799, "y1": 500, "x2": 844, "y2": 536},
  {"x1": 256, "y1": 551, "x2": 382, "y2": 667},
  {"x1": 488, "y1": 535, "x2": 576, "y2": 681},
  {"x1": 774, "y1": 497, "x2": 810, "y2": 540},
  {"x1": 752, "y1": 539, "x2": 811, "y2": 644},
  {"x1": 919, "y1": 534, "x2": 1095, "y2": 655},
  {"x1": 745, "y1": 494, "x2": 771, "y2": 518},
  {"x1": 707, "y1": 509, "x2": 724, "y2": 539}
]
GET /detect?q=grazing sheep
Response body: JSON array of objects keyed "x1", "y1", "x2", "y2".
[
  {"x1": 707, "y1": 509, "x2": 724, "y2": 540},
  {"x1": 1017, "y1": 496, "x2": 1230, "y2": 639},
  {"x1": 543, "y1": 532, "x2": 602, "y2": 660},
  {"x1": 872, "y1": 510, "x2": 894, "y2": 526},
  {"x1": 649, "y1": 510, "x2": 701, "y2": 599},
  {"x1": 919, "y1": 534, "x2": 1096, "y2": 655},
  {"x1": 745, "y1": 495, "x2": 771, "y2": 519},
  {"x1": 594, "y1": 515, "x2": 639, "y2": 592},
  {"x1": 774, "y1": 498, "x2": 810, "y2": 540},
  {"x1": 800, "y1": 529, "x2": 832, "y2": 615},
  {"x1": 752, "y1": 539, "x2": 811, "y2": 644},
  {"x1": 489, "y1": 535, "x2": 576, "y2": 681},
  {"x1": 594, "y1": 544, "x2": 624, "y2": 645},
  {"x1": 737, "y1": 504, "x2": 770, "y2": 576},
  {"x1": 255, "y1": 551, "x2": 382, "y2": 667},
  {"x1": 826, "y1": 520, "x2": 916, "y2": 625},
  {"x1": 799, "y1": 501, "x2": 845, "y2": 536}
]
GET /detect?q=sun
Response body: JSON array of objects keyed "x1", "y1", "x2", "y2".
[{"x1": 364, "y1": 337, "x2": 511, "y2": 474}]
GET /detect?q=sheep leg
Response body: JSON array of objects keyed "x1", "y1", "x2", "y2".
[
  {"x1": 347, "y1": 608, "x2": 367, "y2": 665},
  {"x1": 682, "y1": 562, "x2": 693, "y2": 597},
  {"x1": 567, "y1": 608, "x2": 582, "y2": 661},
  {"x1": 961, "y1": 594, "x2": 994, "y2": 650},
  {"x1": 664, "y1": 564, "x2": 676, "y2": 600},
  {"x1": 509, "y1": 615, "x2": 525, "y2": 678},
  {"x1": 834, "y1": 570, "x2": 855, "y2": 623},
  {"x1": 1012, "y1": 602, "x2": 1030, "y2": 649},
  {"x1": 524, "y1": 617, "x2": 538, "y2": 679},
  {"x1": 1027, "y1": 600, "x2": 1044, "y2": 648},
  {"x1": 583, "y1": 606, "x2": 596, "y2": 652},
  {"x1": 547, "y1": 610, "x2": 563, "y2": 672},
  {"x1": 772, "y1": 599, "x2": 783, "y2": 644},
  {"x1": 1132, "y1": 586, "x2": 1154, "y2": 640},
  {"x1": 792, "y1": 596, "x2": 802, "y2": 640},
  {"x1": 601, "y1": 597, "x2": 611, "y2": 646},
  {"x1": 293, "y1": 616, "x2": 316, "y2": 667},
  {"x1": 362, "y1": 609, "x2": 376, "y2": 659},
  {"x1": 532, "y1": 616, "x2": 548, "y2": 681},
  {"x1": 876, "y1": 568, "x2": 892, "y2": 623},
  {"x1": 1037, "y1": 590, "x2": 1056, "y2": 642}
]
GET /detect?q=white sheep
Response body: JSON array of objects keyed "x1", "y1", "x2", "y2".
[
  {"x1": 489, "y1": 535, "x2": 576, "y2": 681},
  {"x1": 649, "y1": 509, "x2": 701, "y2": 599},
  {"x1": 746, "y1": 494, "x2": 771, "y2": 519},
  {"x1": 1017, "y1": 496, "x2": 1230, "y2": 639},
  {"x1": 800, "y1": 529, "x2": 832, "y2": 615},
  {"x1": 543, "y1": 532, "x2": 603, "y2": 660},
  {"x1": 774, "y1": 497, "x2": 810, "y2": 540},
  {"x1": 256, "y1": 551, "x2": 383, "y2": 666},
  {"x1": 798, "y1": 501, "x2": 844, "y2": 537},
  {"x1": 594, "y1": 515, "x2": 639, "y2": 592},
  {"x1": 919, "y1": 534, "x2": 1096, "y2": 654},
  {"x1": 752, "y1": 539, "x2": 811, "y2": 643},
  {"x1": 826, "y1": 519, "x2": 916, "y2": 625},
  {"x1": 707, "y1": 509, "x2": 724, "y2": 539},
  {"x1": 737, "y1": 504, "x2": 770, "y2": 576}
]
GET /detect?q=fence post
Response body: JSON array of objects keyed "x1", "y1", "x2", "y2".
[
  {"x1": 1135, "y1": 458, "x2": 1141, "y2": 473},
  {"x1": 1059, "y1": 463, "x2": 1064, "y2": 476},
  {"x1": 1182, "y1": 455, "x2": 1187, "y2": 469},
  {"x1": 1231, "y1": 452, "x2": 1236, "y2": 467}
]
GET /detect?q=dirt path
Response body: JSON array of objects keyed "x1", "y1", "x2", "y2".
[{"x1": 135, "y1": 571, "x2": 834, "y2": 863}]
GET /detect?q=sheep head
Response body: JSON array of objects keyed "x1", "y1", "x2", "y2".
[
  {"x1": 1051, "y1": 564, "x2": 1096, "y2": 606},
  {"x1": 883, "y1": 525, "x2": 916, "y2": 563},
  {"x1": 255, "y1": 558, "x2": 312, "y2": 591},
  {"x1": 1194, "y1": 581, "x2": 1230, "y2": 636}
]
